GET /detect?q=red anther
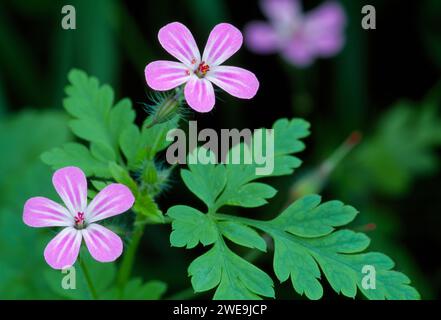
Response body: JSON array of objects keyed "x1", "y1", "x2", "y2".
[
  {"x1": 346, "y1": 131, "x2": 362, "y2": 146},
  {"x1": 74, "y1": 212, "x2": 85, "y2": 225},
  {"x1": 197, "y1": 61, "x2": 210, "y2": 75},
  {"x1": 362, "y1": 223, "x2": 377, "y2": 232}
]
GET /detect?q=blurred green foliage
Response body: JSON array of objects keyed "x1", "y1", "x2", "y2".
[
  {"x1": 0, "y1": 109, "x2": 168, "y2": 299},
  {"x1": 0, "y1": 0, "x2": 440, "y2": 299},
  {"x1": 334, "y1": 100, "x2": 441, "y2": 197},
  {"x1": 325, "y1": 89, "x2": 441, "y2": 299},
  {"x1": 0, "y1": 111, "x2": 70, "y2": 298}
]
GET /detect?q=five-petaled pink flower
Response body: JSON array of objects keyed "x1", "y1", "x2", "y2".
[
  {"x1": 23, "y1": 167, "x2": 135, "y2": 269},
  {"x1": 245, "y1": 0, "x2": 346, "y2": 67},
  {"x1": 145, "y1": 22, "x2": 259, "y2": 113}
]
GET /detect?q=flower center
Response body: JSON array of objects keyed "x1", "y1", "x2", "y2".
[
  {"x1": 195, "y1": 61, "x2": 210, "y2": 78},
  {"x1": 74, "y1": 212, "x2": 86, "y2": 229}
]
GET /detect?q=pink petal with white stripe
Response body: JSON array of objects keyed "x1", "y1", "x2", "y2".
[
  {"x1": 304, "y1": 2, "x2": 346, "y2": 56},
  {"x1": 282, "y1": 33, "x2": 315, "y2": 67},
  {"x1": 85, "y1": 183, "x2": 135, "y2": 223},
  {"x1": 184, "y1": 76, "x2": 215, "y2": 112},
  {"x1": 82, "y1": 224, "x2": 123, "y2": 262},
  {"x1": 260, "y1": 0, "x2": 302, "y2": 26},
  {"x1": 207, "y1": 66, "x2": 259, "y2": 99},
  {"x1": 158, "y1": 22, "x2": 201, "y2": 67},
  {"x1": 244, "y1": 21, "x2": 280, "y2": 54},
  {"x1": 23, "y1": 196, "x2": 73, "y2": 228},
  {"x1": 52, "y1": 167, "x2": 87, "y2": 215},
  {"x1": 202, "y1": 23, "x2": 243, "y2": 66},
  {"x1": 44, "y1": 227, "x2": 82, "y2": 269},
  {"x1": 145, "y1": 60, "x2": 191, "y2": 91}
]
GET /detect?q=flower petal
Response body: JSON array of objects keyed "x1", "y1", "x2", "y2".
[
  {"x1": 244, "y1": 21, "x2": 280, "y2": 54},
  {"x1": 145, "y1": 60, "x2": 190, "y2": 91},
  {"x1": 85, "y1": 183, "x2": 135, "y2": 223},
  {"x1": 184, "y1": 76, "x2": 215, "y2": 113},
  {"x1": 44, "y1": 227, "x2": 82, "y2": 269},
  {"x1": 52, "y1": 166, "x2": 87, "y2": 215},
  {"x1": 206, "y1": 66, "x2": 259, "y2": 99},
  {"x1": 260, "y1": 0, "x2": 302, "y2": 27},
  {"x1": 158, "y1": 22, "x2": 201, "y2": 67},
  {"x1": 304, "y1": 2, "x2": 346, "y2": 56},
  {"x1": 281, "y1": 34, "x2": 315, "y2": 67},
  {"x1": 23, "y1": 196, "x2": 73, "y2": 228},
  {"x1": 82, "y1": 224, "x2": 123, "y2": 263},
  {"x1": 202, "y1": 23, "x2": 243, "y2": 66}
]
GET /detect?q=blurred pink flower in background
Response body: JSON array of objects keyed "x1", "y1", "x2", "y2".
[
  {"x1": 244, "y1": 0, "x2": 346, "y2": 67},
  {"x1": 23, "y1": 167, "x2": 135, "y2": 269},
  {"x1": 145, "y1": 22, "x2": 259, "y2": 113}
]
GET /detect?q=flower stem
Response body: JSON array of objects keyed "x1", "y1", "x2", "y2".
[
  {"x1": 116, "y1": 210, "x2": 172, "y2": 294},
  {"x1": 288, "y1": 131, "x2": 362, "y2": 202},
  {"x1": 116, "y1": 220, "x2": 145, "y2": 292},
  {"x1": 115, "y1": 87, "x2": 184, "y2": 295},
  {"x1": 79, "y1": 257, "x2": 99, "y2": 300}
]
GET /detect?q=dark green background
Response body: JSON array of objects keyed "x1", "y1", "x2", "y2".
[{"x1": 0, "y1": 0, "x2": 440, "y2": 299}]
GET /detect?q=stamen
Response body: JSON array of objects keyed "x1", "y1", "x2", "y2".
[
  {"x1": 191, "y1": 61, "x2": 210, "y2": 78},
  {"x1": 74, "y1": 212, "x2": 85, "y2": 229},
  {"x1": 198, "y1": 61, "x2": 210, "y2": 75}
]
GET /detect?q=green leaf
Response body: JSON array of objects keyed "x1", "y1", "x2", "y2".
[
  {"x1": 273, "y1": 118, "x2": 309, "y2": 157},
  {"x1": 272, "y1": 232, "x2": 324, "y2": 300},
  {"x1": 215, "y1": 118, "x2": 309, "y2": 208},
  {"x1": 64, "y1": 69, "x2": 135, "y2": 158},
  {"x1": 142, "y1": 115, "x2": 179, "y2": 160},
  {"x1": 210, "y1": 196, "x2": 419, "y2": 300},
  {"x1": 181, "y1": 148, "x2": 226, "y2": 208},
  {"x1": 259, "y1": 222, "x2": 420, "y2": 300},
  {"x1": 307, "y1": 239, "x2": 419, "y2": 300},
  {"x1": 103, "y1": 278, "x2": 167, "y2": 300},
  {"x1": 119, "y1": 124, "x2": 141, "y2": 168},
  {"x1": 91, "y1": 141, "x2": 116, "y2": 162},
  {"x1": 119, "y1": 115, "x2": 179, "y2": 169},
  {"x1": 41, "y1": 142, "x2": 111, "y2": 178},
  {"x1": 219, "y1": 221, "x2": 267, "y2": 252},
  {"x1": 90, "y1": 180, "x2": 110, "y2": 191},
  {"x1": 168, "y1": 206, "x2": 217, "y2": 248},
  {"x1": 109, "y1": 98, "x2": 136, "y2": 147},
  {"x1": 179, "y1": 118, "x2": 309, "y2": 211},
  {"x1": 171, "y1": 116, "x2": 419, "y2": 301},
  {"x1": 189, "y1": 241, "x2": 274, "y2": 300},
  {"x1": 223, "y1": 182, "x2": 277, "y2": 208},
  {"x1": 121, "y1": 279, "x2": 167, "y2": 300},
  {"x1": 44, "y1": 252, "x2": 116, "y2": 300},
  {"x1": 88, "y1": 180, "x2": 110, "y2": 198},
  {"x1": 273, "y1": 195, "x2": 358, "y2": 237},
  {"x1": 45, "y1": 69, "x2": 173, "y2": 225},
  {"x1": 251, "y1": 196, "x2": 421, "y2": 300},
  {"x1": 42, "y1": 70, "x2": 143, "y2": 177},
  {"x1": 134, "y1": 192, "x2": 163, "y2": 223},
  {"x1": 108, "y1": 161, "x2": 137, "y2": 192}
]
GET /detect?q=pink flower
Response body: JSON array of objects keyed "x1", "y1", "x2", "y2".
[
  {"x1": 23, "y1": 167, "x2": 135, "y2": 269},
  {"x1": 245, "y1": 0, "x2": 346, "y2": 67},
  {"x1": 145, "y1": 22, "x2": 259, "y2": 113}
]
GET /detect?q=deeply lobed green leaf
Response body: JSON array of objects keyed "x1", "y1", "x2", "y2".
[
  {"x1": 168, "y1": 117, "x2": 419, "y2": 300},
  {"x1": 188, "y1": 241, "x2": 274, "y2": 300}
]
